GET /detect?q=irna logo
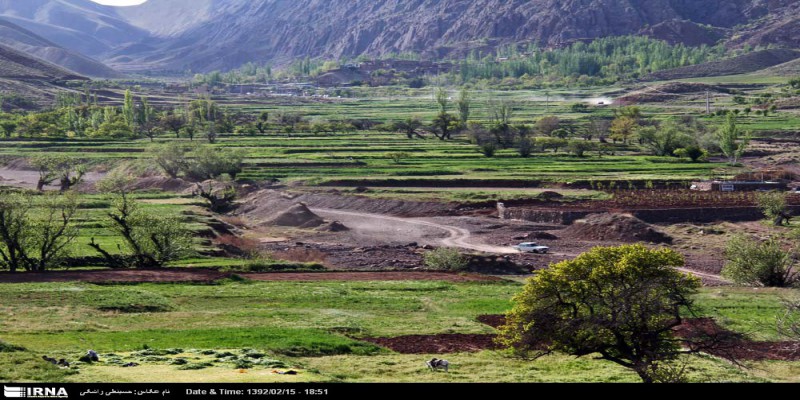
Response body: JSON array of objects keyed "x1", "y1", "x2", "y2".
[{"x1": 4, "y1": 386, "x2": 68, "y2": 399}]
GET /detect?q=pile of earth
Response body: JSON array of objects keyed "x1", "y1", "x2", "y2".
[
  {"x1": 317, "y1": 221, "x2": 349, "y2": 232},
  {"x1": 267, "y1": 203, "x2": 325, "y2": 228},
  {"x1": 619, "y1": 82, "x2": 731, "y2": 103},
  {"x1": 562, "y1": 213, "x2": 673, "y2": 244},
  {"x1": 131, "y1": 176, "x2": 194, "y2": 193}
]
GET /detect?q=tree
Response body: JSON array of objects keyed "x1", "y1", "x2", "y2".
[
  {"x1": 610, "y1": 116, "x2": 639, "y2": 144},
  {"x1": 715, "y1": 114, "x2": 750, "y2": 166},
  {"x1": 393, "y1": 118, "x2": 424, "y2": 139},
  {"x1": 29, "y1": 156, "x2": 85, "y2": 192},
  {"x1": 535, "y1": 116, "x2": 560, "y2": 137},
  {"x1": 151, "y1": 142, "x2": 190, "y2": 179},
  {"x1": 91, "y1": 173, "x2": 193, "y2": 269},
  {"x1": 435, "y1": 87, "x2": 449, "y2": 113},
  {"x1": 757, "y1": 191, "x2": 791, "y2": 226},
  {"x1": 256, "y1": 111, "x2": 270, "y2": 134},
  {"x1": 193, "y1": 182, "x2": 237, "y2": 213},
  {"x1": 456, "y1": 88, "x2": 471, "y2": 125},
  {"x1": 122, "y1": 89, "x2": 135, "y2": 129},
  {"x1": 722, "y1": 235, "x2": 797, "y2": 287},
  {"x1": 184, "y1": 146, "x2": 244, "y2": 181},
  {"x1": 567, "y1": 140, "x2": 596, "y2": 157},
  {"x1": 498, "y1": 244, "x2": 702, "y2": 383},
  {"x1": 160, "y1": 113, "x2": 186, "y2": 138},
  {"x1": 587, "y1": 117, "x2": 611, "y2": 142},
  {"x1": 637, "y1": 120, "x2": 692, "y2": 156},
  {"x1": 430, "y1": 112, "x2": 459, "y2": 140},
  {"x1": 674, "y1": 145, "x2": 707, "y2": 162},
  {"x1": 517, "y1": 137, "x2": 534, "y2": 158},
  {"x1": 0, "y1": 120, "x2": 17, "y2": 138},
  {"x1": 0, "y1": 193, "x2": 78, "y2": 272}
]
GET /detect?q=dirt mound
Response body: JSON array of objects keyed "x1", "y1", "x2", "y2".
[
  {"x1": 267, "y1": 203, "x2": 325, "y2": 228},
  {"x1": 562, "y1": 213, "x2": 673, "y2": 244},
  {"x1": 131, "y1": 176, "x2": 194, "y2": 192},
  {"x1": 317, "y1": 221, "x2": 349, "y2": 232},
  {"x1": 619, "y1": 82, "x2": 731, "y2": 103},
  {"x1": 360, "y1": 334, "x2": 500, "y2": 354}
]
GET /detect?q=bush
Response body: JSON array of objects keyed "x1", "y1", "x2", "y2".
[
  {"x1": 479, "y1": 142, "x2": 497, "y2": 157},
  {"x1": 757, "y1": 191, "x2": 789, "y2": 225},
  {"x1": 722, "y1": 235, "x2": 797, "y2": 287},
  {"x1": 423, "y1": 248, "x2": 468, "y2": 271}
]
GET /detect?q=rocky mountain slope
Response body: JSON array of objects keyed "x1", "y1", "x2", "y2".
[
  {"x1": 2, "y1": 0, "x2": 799, "y2": 73},
  {"x1": 0, "y1": 0, "x2": 148, "y2": 57},
  {"x1": 110, "y1": 0, "x2": 800, "y2": 72},
  {"x1": 0, "y1": 18, "x2": 120, "y2": 78}
]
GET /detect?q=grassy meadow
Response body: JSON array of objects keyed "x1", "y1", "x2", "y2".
[{"x1": 1, "y1": 279, "x2": 797, "y2": 383}]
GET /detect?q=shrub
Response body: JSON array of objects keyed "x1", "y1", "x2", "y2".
[
  {"x1": 424, "y1": 247, "x2": 468, "y2": 271},
  {"x1": 757, "y1": 191, "x2": 789, "y2": 226},
  {"x1": 722, "y1": 235, "x2": 797, "y2": 287},
  {"x1": 479, "y1": 142, "x2": 497, "y2": 157}
]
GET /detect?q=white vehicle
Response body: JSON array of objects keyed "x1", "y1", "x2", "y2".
[{"x1": 514, "y1": 242, "x2": 550, "y2": 254}]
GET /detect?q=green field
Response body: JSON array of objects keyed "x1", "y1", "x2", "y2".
[{"x1": 1, "y1": 279, "x2": 797, "y2": 383}]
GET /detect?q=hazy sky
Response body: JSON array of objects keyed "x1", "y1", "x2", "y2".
[{"x1": 91, "y1": 0, "x2": 147, "y2": 6}]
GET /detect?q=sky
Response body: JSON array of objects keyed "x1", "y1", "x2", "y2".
[{"x1": 91, "y1": 0, "x2": 148, "y2": 6}]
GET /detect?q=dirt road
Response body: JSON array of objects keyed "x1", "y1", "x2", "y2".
[{"x1": 312, "y1": 208, "x2": 518, "y2": 254}]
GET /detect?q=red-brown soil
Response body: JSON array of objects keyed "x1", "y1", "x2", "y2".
[
  {"x1": 0, "y1": 269, "x2": 500, "y2": 284},
  {"x1": 360, "y1": 334, "x2": 501, "y2": 354},
  {"x1": 476, "y1": 315, "x2": 800, "y2": 361}
]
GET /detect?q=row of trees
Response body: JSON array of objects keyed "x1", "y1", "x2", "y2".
[{"x1": 0, "y1": 179, "x2": 193, "y2": 272}]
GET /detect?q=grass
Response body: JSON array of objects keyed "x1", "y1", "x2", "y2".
[{"x1": 0, "y1": 279, "x2": 797, "y2": 382}]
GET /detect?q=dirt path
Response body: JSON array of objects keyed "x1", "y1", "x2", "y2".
[
  {"x1": 676, "y1": 267, "x2": 730, "y2": 284},
  {"x1": 313, "y1": 208, "x2": 517, "y2": 254}
]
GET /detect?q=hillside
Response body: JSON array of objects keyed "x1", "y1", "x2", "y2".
[
  {"x1": 644, "y1": 49, "x2": 800, "y2": 80},
  {"x1": 104, "y1": 0, "x2": 799, "y2": 73},
  {"x1": 0, "y1": 43, "x2": 86, "y2": 81},
  {"x1": 0, "y1": 42, "x2": 87, "y2": 110},
  {"x1": 0, "y1": 0, "x2": 149, "y2": 57},
  {"x1": 0, "y1": 18, "x2": 120, "y2": 78}
]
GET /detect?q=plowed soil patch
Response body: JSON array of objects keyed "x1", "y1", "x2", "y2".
[
  {"x1": 0, "y1": 269, "x2": 227, "y2": 284},
  {"x1": 477, "y1": 315, "x2": 800, "y2": 361},
  {"x1": 360, "y1": 334, "x2": 500, "y2": 354}
]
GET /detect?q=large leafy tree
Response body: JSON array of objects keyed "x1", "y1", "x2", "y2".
[{"x1": 499, "y1": 244, "x2": 704, "y2": 383}]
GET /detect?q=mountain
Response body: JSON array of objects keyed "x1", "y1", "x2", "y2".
[
  {"x1": 115, "y1": 0, "x2": 250, "y2": 38},
  {"x1": 0, "y1": 0, "x2": 149, "y2": 57},
  {"x1": 0, "y1": 18, "x2": 120, "y2": 78},
  {"x1": 0, "y1": 41, "x2": 87, "y2": 110},
  {"x1": 0, "y1": 42, "x2": 85, "y2": 81},
  {"x1": 107, "y1": 0, "x2": 799, "y2": 73}
]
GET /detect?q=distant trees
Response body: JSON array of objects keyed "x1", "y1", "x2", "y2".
[{"x1": 149, "y1": 144, "x2": 244, "y2": 181}]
